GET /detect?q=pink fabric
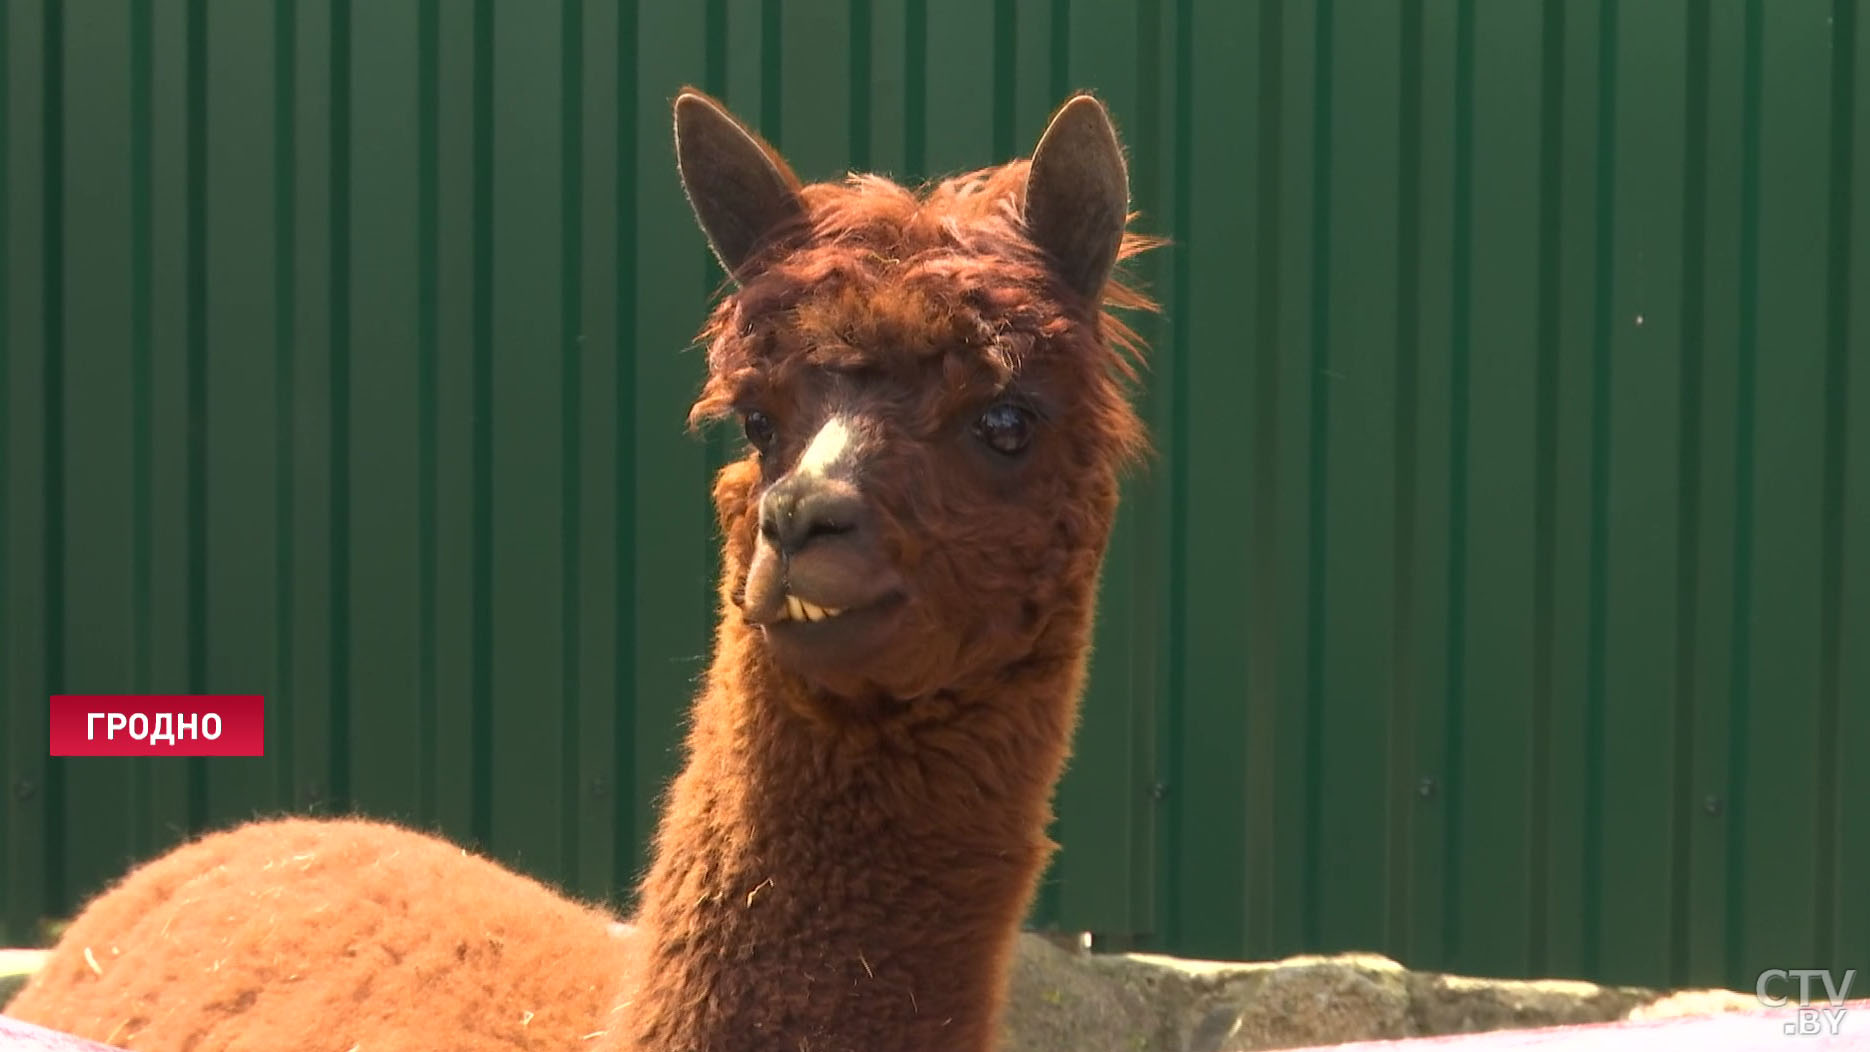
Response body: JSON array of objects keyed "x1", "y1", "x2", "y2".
[{"x1": 0, "y1": 1016, "x2": 121, "y2": 1052}]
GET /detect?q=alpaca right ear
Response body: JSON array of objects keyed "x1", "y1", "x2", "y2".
[
  {"x1": 674, "y1": 88, "x2": 808, "y2": 282},
  {"x1": 1023, "y1": 93, "x2": 1131, "y2": 301}
]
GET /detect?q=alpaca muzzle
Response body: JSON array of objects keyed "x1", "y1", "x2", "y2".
[
  {"x1": 742, "y1": 473, "x2": 904, "y2": 630},
  {"x1": 760, "y1": 471, "x2": 865, "y2": 556}
]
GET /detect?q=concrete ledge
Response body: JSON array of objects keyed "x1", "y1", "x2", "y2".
[
  {"x1": 999, "y1": 936, "x2": 1778, "y2": 1051},
  {"x1": 8, "y1": 940, "x2": 1850, "y2": 1052},
  {"x1": 1272, "y1": 1000, "x2": 1870, "y2": 1050},
  {"x1": 0, "y1": 954, "x2": 46, "y2": 1013}
]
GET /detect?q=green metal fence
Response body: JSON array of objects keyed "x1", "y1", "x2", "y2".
[{"x1": 2, "y1": 0, "x2": 1864, "y2": 995}]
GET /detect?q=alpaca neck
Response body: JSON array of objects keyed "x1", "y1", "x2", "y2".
[{"x1": 617, "y1": 615, "x2": 1089, "y2": 1052}]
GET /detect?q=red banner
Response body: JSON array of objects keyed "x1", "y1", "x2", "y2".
[{"x1": 48, "y1": 695, "x2": 266, "y2": 757}]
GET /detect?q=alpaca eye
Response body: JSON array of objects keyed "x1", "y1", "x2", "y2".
[
  {"x1": 741, "y1": 410, "x2": 778, "y2": 453},
  {"x1": 973, "y1": 403, "x2": 1035, "y2": 456}
]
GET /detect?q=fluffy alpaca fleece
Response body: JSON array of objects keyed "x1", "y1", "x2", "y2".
[
  {"x1": 6, "y1": 818, "x2": 631, "y2": 1052},
  {"x1": 602, "y1": 89, "x2": 1157, "y2": 1052}
]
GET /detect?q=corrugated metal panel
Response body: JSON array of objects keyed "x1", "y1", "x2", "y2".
[{"x1": 1, "y1": 0, "x2": 1864, "y2": 996}]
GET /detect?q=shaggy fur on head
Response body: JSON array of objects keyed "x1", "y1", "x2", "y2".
[
  {"x1": 5, "y1": 818, "x2": 631, "y2": 1052},
  {"x1": 607, "y1": 89, "x2": 1159, "y2": 1052}
]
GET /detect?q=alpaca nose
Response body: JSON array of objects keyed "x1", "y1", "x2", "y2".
[{"x1": 759, "y1": 476, "x2": 864, "y2": 555}]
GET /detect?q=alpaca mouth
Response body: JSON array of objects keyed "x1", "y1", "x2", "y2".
[
  {"x1": 758, "y1": 590, "x2": 909, "y2": 668},
  {"x1": 775, "y1": 595, "x2": 844, "y2": 623},
  {"x1": 740, "y1": 537, "x2": 903, "y2": 630},
  {"x1": 763, "y1": 590, "x2": 904, "y2": 630}
]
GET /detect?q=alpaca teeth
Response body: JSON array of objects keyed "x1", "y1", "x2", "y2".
[{"x1": 781, "y1": 598, "x2": 844, "y2": 623}]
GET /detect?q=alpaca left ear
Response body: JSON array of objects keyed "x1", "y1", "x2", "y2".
[
  {"x1": 1023, "y1": 93, "x2": 1130, "y2": 301},
  {"x1": 673, "y1": 87, "x2": 808, "y2": 281}
]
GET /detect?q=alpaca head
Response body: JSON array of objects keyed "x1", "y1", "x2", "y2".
[{"x1": 676, "y1": 89, "x2": 1154, "y2": 709}]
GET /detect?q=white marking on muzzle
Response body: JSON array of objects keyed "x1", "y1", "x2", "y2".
[{"x1": 796, "y1": 415, "x2": 855, "y2": 479}]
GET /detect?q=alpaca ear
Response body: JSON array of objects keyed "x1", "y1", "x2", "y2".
[
  {"x1": 673, "y1": 87, "x2": 808, "y2": 281},
  {"x1": 1023, "y1": 93, "x2": 1130, "y2": 300}
]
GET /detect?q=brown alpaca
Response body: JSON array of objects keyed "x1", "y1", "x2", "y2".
[
  {"x1": 602, "y1": 88, "x2": 1153, "y2": 1052},
  {"x1": 6, "y1": 818, "x2": 632, "y2": 1051},
  {"x1": 6, "y1": 88, "x2": 1155, "y2": 1052}
]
